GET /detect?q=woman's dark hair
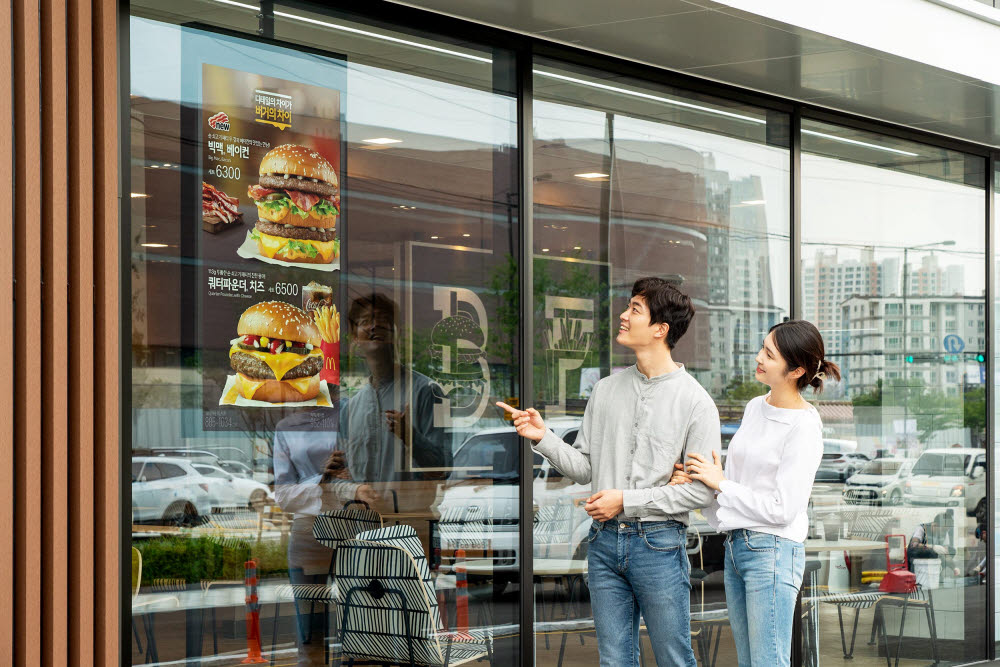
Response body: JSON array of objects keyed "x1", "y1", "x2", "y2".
[
  {"x1": 631, "y1": 277, "x2": 695, "y2": 349},
  {"x1": 767, "y1": 319, "x2": 841, "y2": 393}
]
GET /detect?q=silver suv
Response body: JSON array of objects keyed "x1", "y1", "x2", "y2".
[{"x1": 131, "y1": 456, "x2": 214, "y2": 526}]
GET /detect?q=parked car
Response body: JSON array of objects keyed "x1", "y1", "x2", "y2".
[
  {"x1": 192, "y1": 463, "x2": 274, "y2": 509},
  {"x1": 436, "y1": 420, "x2": 586, "y2": 573},
  {"x1": 217, "y1": 459, "x2": 255, "y2": 479},
  {"x1": 131, "y1": 456, "x2": 214, "y2": 526},
  {"x1": 842, "y1": 458, "x2": 914, "y2": 506},
  {"x1": 815, "y1": 439, "x2": 868, "y2": 482},
  {"x1": 904, "y1": 447, "x2": 986, "y2": 517}
]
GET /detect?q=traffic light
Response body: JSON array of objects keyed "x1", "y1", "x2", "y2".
[
  {"x1": 976, "y1": 353, "x2": 985, "y2": 363},
  {"x1": 905, "y1": 355, "x2": 914, "y2": 364}
]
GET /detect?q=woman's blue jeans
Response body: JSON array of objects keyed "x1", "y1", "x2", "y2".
[{"x1": 724, "y1": 529, "x2": 805, "y2": 667}]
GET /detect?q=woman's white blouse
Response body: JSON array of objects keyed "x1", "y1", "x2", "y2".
[{"x1": 702, "y1": 394, "x2": 823, "y2": 543}]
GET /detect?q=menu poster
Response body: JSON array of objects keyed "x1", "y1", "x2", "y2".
[{"x1": 191, "y1": 56, "x2": 346, "y2": 432}]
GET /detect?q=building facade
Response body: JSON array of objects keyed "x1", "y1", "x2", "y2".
[{"x1": 5, "y1": 1, "x2": 1000, "y2": 666}]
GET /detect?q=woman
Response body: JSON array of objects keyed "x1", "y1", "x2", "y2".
[{"x1": 671, "y1": 319, "x2": 839, "y2": 667}]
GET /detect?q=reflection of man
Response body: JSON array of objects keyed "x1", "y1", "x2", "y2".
[
  {"x1": 908, "y1": 512, "x2": 960, "y2": 577},
  {"x1": 339, "y1": 293, "x2": 451, "y2": 485},
  {"x1": 273, "y1": 406, "x2": 375, "y2": 666}
]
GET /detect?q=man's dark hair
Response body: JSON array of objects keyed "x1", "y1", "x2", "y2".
[
  {"x1": 630, "y1": 277, "x2": 694, "y2": 349},
  {"x1": 348, "y1": 293, "x2": 399, "y2": 333}
]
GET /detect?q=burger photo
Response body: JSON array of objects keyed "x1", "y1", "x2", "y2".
[
  {"x1": 247, "y1": 144, "x2": 340, "y2": 264},
  {"x1": 229, "y1": 301, "x2": 324, "y2": 403}
]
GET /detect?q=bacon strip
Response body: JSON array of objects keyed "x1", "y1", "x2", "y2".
[
  {"x1": 286, "y1": 190, "x2": 321, "y2": 212},
  {"x1": 248, "y1": 184, "x2": 279, "y2": 200},
  {"x1": 203, "y1": 182, "x2": 242, "y2": 223}
]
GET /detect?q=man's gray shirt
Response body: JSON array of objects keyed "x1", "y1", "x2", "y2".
[{"x1": 533, "y1": 364, "x2": 720, "y2": 525}]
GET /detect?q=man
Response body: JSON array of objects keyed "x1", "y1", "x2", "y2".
[{"x1": 499, "y1": 277, "x2": 719, "y2": 666}]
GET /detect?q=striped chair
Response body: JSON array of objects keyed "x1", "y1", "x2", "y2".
[
  {"x1": 271, "y1": 505, "x2": 383, "y2": 663},
  {"x1": 337, "y1": 524, "x2": 492, "y2": 666}
]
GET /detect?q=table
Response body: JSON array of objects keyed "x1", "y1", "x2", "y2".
[
  {"x1": 801, "y1": 539, "x2": 886, "y2": 665},
  {"x1": 805, "y1": 538, "x2": 885, "y2": 553}
]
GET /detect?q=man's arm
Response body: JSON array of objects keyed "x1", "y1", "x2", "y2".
[
  {"x1": 531, "y1": 386, "x2": 597, "y2": 486},
  {"x1": 409, "y1": 383, "x2": 452, "y2": 469},
  {"x1": 622, "y1": 402, "x2": 720, "y2": 518}
]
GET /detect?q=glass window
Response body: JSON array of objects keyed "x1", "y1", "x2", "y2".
[
  {"x1": 194, "y1": 465, "x2": 228, "y2": 479},
  {"x1": 155, "y1": 463, "x2": 187, "y2": 479},
  {"x1": 531, "y1": 57, "x2": 790, "y2": 665},
  {"x1": 129, "y1": 3, "x2": 519, "y2": 663},
  {"x1": 801, "y1": 118, "x2": 987, "y2": 663}
]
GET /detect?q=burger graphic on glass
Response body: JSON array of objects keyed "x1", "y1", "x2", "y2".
[
  {"x1": 229, "y1": 301, "x2": 324, "y2": 403},
  {"x1": 428, "y1": 314, "x2": 488, "y2": 411},
  {"x1": 247, "y1": 144, "x2": 340, "y2": 264}
]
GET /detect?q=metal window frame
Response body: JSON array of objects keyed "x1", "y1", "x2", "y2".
[{"x1": 118, "y1": 0, "x2": 1000, "y2": 664}]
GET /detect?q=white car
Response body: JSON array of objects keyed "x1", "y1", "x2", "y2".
[
  {"x1": 192, "y1": 463, "x2": 274, "y2": 509},
  {"x1": 436, "y1": 420, "x2": 588, "y2": 573},
  {"x1": 843, "y1": 458, "x2": 914, "y2": 506},
  {"x1": 904, "y1": 447, "x2": 986, "y2": 517},
  {"x1": 131, "y1": 456, "x2": 214, "y2": 526}
]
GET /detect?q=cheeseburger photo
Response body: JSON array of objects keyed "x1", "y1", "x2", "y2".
[
  {"x1": 247, "y1": 144, "x2": 340, "y2": 264},
  {"x1": 230, "y1": 301, "x2": 324, "y2": 403}
]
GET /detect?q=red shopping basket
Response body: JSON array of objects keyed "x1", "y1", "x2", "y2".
[{"x1": 879, "y1": 534, "x2": 916, "y2": 594}]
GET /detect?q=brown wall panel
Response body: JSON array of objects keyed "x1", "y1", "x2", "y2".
[
  {"x1": 42, "y1": 1, "x2": 70, "y2": 665},
  {"x1": 0, "y1": 1, "x2": 13, "y2": 666},
  {"x1": 6, "y1": 0, "x2": 118, "y2": 664},
  {"x1": 67, "y1": 0, "x2": 96, "y2": 662},
  {"x1": 14, "y1": 0, "x2": 44, "y2": 662},
  {"x1": 94, "y1": 0, "x2": 120, "y2": 663}
]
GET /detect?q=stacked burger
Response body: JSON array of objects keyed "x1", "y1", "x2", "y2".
[
  {"x1": 230, "y1": 301, "x2": 324, "y2": 403},
  {"x1": 247, "y1": 144, "x2": 340, "y2": 264}
]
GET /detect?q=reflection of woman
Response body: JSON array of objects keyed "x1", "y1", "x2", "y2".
[
  {"x1": 671, "y1": 320, "x2": 839, "y2": 667},
  {"x1": 273, "y1": 406, "x2": 370, "y2": 666}
]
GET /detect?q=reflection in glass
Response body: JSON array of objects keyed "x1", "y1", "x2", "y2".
[
  {"x1": 801, "y1": 119, "x2": 987, "y2": 665},
  {"x1": 531, "y1": 59, "x2": 790, "y2": 665}
]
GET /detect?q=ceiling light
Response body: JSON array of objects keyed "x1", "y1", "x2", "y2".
[
  {"x1": 734, "y1": 199, "x2": 766, "y2": 206},
  {"x1": 207, "y1": 0, "x2": 256, "y2": 8},
  {"x1": 430, "y1": 236, "x2": 439, "y2": 240},
  {"x1": 462, "y1": 233, "x2": 471, "y2": 237},
  {"x1": 575, "y1": 172, "x2": 609, "y2": 180},
  {"x1": 535, "y1": 69, "x2": 766, "y2": 125},
  {"x1": 131, "y1": 193, "x2": 150, "y2": 198},
  {"x1": 542, "y1": 248, "x2": 550, "y2": 252},
  {"x1": 162, "y1": 163, "x2": 171, "y2": 167},
  {"x1": 574, "y1": 246, "x2": 582, "y2": 250},
  {"x1": 362, "y1": 137, "x2": 402, "y2": 145},
  {"x1": 272, "y1": 9, "x2": 492, "y2": 63},
  {"x1": 141, "y1": 243, "x2": 168, "y2": 248},
  {"x1": 801, "y1": 129, "x2": 919, "y2": 157}
]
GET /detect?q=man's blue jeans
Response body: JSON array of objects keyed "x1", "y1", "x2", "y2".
[
  {"x1": 724, "y1": 529, "x2": 805, "y2": 667},
  {"x1": 586, "y1": 519, "x2": 696, "y2": 667}
]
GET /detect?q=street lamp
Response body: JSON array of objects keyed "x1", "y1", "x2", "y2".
[{"x1": 901, "y1": 239, "x2": 955, "y2": 453}]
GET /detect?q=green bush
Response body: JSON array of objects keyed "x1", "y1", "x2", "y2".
[{"x1": 137, "y1": 535, "x2": 289, "y2": 584}]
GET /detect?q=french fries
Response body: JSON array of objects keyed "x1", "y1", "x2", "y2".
[{"x1": 313, "y1": 305, "x2": 340, "y2": 344}]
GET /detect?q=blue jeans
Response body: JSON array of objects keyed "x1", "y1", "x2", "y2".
[
  {"x1": 586, "y1": 519, "x2": 696, "y2": 667},
  {"x1": 724, "y1": 529, "x2": 805, "y2": 667}
]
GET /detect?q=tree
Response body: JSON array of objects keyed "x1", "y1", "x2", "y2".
[
  {"x1": 722, "y1": 376, "x2": 767, "y2": 402},
  {"x1": 851, "y1": 378, "x2": 882, "y2": 407}
]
